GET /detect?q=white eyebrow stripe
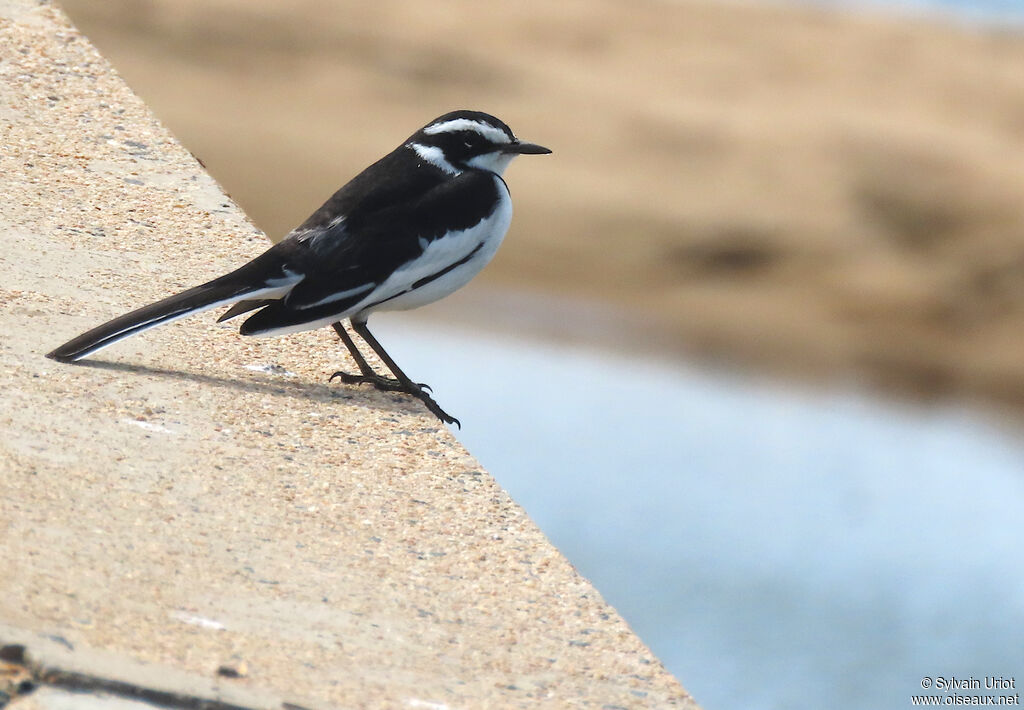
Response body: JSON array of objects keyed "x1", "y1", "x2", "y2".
[
  {"x1": 423, "y1": 118, "x2": 512, "y2": 144},
  {"x1": 410, "y1": 142, "x2": 460, "y2": 174}
]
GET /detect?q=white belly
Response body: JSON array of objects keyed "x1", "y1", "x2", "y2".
[{"x1": 356, "y1": 175, "x2": 513, "y2": 316}]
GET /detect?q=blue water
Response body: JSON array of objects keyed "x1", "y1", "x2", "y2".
[
  {"x1": 801, "y1": 0, "x2": 1024, "y2": 25},
  {"x1": 373, "y1": 316, "x2": 1024, "y2": 710}
]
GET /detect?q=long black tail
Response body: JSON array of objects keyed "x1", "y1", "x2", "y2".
[{"x1": 46, "y1": 277, "x2": 266, "y2": 363}]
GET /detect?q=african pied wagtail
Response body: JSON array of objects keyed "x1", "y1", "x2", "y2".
[{"x1": 47, "y1": 110, "x2": 551, "y2": 426}]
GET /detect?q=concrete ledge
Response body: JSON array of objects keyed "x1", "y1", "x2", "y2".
[
  {"x1": 0, "y1": 1, "x2": 696, "y2": 707},
  {"x1": 0, "y1": 626, "x2": 294, "y2": 709}
]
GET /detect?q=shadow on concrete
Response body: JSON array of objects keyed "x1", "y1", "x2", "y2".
[{"x1": 72, "y1": 358, "x2": 443, "y2": 425}]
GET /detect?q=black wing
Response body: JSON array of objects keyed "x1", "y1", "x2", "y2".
[{"x1": 238, "y1": 167, "x2": 503, "y2": 334}]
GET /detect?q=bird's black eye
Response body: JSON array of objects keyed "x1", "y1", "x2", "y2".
[{"x1": 463, "y1": 141, "x2": 473, "y2": 149}]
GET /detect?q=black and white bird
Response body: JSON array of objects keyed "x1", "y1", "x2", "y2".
[{"x1": 47, "y1": 110, "x2": 551, "y2": 426}]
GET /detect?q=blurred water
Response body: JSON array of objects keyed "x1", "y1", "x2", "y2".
[
  {"x1": 801, "y1": 0, "x2": 1024, "y2": 25},
  {"x1": 373, "y1": 315, "x2": 1024, "y2": 710}
]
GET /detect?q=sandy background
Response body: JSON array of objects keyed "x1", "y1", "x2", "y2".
[{"x1": 57, "y1": 0, "x2": 1024, "y2": 411}]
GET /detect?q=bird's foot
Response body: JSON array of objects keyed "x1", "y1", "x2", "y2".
[
  {"x1": 329, "y1": 371, "x2": 457, "y2": 427},
  {"x1": 329, "y1": 370, "x2": 431, "y2": 393},
  {"x1": 417, "y1": 394, "x2": 460, "y2": 429}
]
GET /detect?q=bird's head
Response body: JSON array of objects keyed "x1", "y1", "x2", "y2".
[{"x1": 407, "y1": 110, "x2": 551, "y2": 175}]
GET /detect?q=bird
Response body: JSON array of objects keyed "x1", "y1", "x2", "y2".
[{"x1": 46, "y1": 110, "x2": 551, "y2": 427}]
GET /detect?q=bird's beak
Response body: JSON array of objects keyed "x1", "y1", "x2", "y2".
[{"x1": 502, "y1": 141, "x2": 552, "y2": 155}]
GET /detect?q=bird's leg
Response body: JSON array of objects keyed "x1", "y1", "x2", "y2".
[
  {"x1": 348, "y1": 319, "x2": 459, "y2": 428},
  {"x1": 329, "y1": 322, "x2": 431, "y2": 393},
  {"x1": 330, "y1": 322, "x2": 402, "y2": 390}
]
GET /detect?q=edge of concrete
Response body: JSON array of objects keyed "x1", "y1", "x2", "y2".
[{"x1": 0, "y1": 1, "x2": 699, "y2": 707}]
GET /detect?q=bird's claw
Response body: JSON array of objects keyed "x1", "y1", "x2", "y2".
[
  {"x1": 329, "y1": 370, "x2": 431, "y2": 393},
  {"x1": 420, "y1": 395, "x2": 460, "y2": 428},
  {"x1": 329, "y1": 370, "x2": 454, "y2": 426}
]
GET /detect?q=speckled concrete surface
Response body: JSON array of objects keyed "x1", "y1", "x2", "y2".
[{"x1": 0, "y1": 1, "x2": 697, "y2": 707}]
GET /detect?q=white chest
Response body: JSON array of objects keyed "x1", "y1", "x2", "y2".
[{"x1": 358, "y1": 175, "x2": 513, "y2": 315}]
